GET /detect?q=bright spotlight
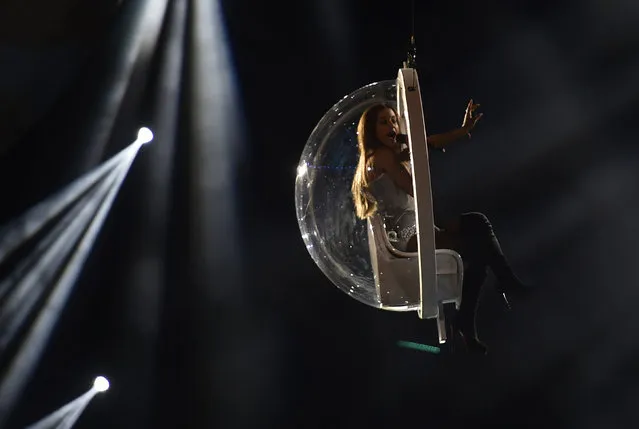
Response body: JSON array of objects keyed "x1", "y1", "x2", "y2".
[
  {"x1": 137, "y1": 127, "x2": 154, "y2": 145},
  {"x1": 93, "y1": 376, "x2": 110, "y2": 392}
]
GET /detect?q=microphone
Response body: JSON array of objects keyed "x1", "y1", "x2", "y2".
[{"x1": 388, "y1": 130, "x2": 409, "y2": 143}]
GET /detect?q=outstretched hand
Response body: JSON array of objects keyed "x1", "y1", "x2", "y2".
[{"x1": 462, "y1": 99, "x2": 483, "y2": 137}]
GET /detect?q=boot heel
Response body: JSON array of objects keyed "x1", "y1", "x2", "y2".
[
  {"x1": 458, "y1": 330, "x2": 489, "y2": 355},
  {"x1": 501, "y1": 292, "x2": 512, "y2": 311}
]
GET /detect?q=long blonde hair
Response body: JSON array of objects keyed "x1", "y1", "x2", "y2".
[{"x1": 351, "y1": 103, "x2": 398, "y2": 219}]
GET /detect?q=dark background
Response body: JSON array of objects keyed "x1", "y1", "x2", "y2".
[{"x1": 0, "y1": 0, "x2": 638, "y2": 428}]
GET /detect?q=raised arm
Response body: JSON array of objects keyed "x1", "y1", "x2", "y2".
[
  {"x1": 427, "y1": 127, "x2": 471, "y2": 149},
  {"x1": 428, "y1": 99, "x2": 483, "y2": 149}
]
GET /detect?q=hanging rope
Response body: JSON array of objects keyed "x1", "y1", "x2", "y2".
[{"x1": 405, "y1": 0, "x2": 417, "y2": 69}]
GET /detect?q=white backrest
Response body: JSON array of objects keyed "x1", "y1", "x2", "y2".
[
  {"x1": 367, "y1": 214, "x2": 420, "y2": 309},
  {"x1": 396, "y1": 68, "x2": 439, "y2": 319}
]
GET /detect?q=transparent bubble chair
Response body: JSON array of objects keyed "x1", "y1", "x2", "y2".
[{"x1": 295, "y1": 68, "x2": 464, "y2": 344}]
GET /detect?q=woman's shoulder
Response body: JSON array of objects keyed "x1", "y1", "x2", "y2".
[
  {"x1": 370, "y1": 146, "x2": 400, "y2": 172},
  {"x1": 370, "y1": 146, "x2": 397, "y2": 164}
]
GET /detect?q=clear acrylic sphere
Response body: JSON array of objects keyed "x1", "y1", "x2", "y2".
[{"x1": 295, "y1": 80, "x2": 400, "y2": 309}]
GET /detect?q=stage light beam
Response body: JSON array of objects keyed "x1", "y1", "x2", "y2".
[{"x1": 0, "y1": 138, "x2": 141, "y2": 427}]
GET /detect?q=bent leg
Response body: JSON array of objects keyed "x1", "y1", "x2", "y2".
[
  {"x1": 458, "y1": 212, "x2": 527, "y2": 295},
  {"x1": 457, "y1": 263, "x2": 488, "y2": 353},
  {"x1": 404, "y1": 219, "x2": 490, "y2": 352}
]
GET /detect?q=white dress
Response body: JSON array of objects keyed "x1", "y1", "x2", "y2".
[{"x1": 367, "y1": 174, "x2": 417, "y2": 251}]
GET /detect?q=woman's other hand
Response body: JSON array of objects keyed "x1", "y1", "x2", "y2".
[{"x1": 398, "y1": 148, "x2": 411, "y2": 162}]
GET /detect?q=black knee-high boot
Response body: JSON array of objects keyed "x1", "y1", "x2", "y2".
[
  {"x1": 457, "y1": 264, "x2": 488, "y2": 354},
  {"x1": 459, "y1": 212, "x2": 528, "y2": 296}
]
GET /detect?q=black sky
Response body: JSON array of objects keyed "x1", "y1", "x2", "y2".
[{"x1": 1, "y1": 0, "x2": 639, "y2": 428}]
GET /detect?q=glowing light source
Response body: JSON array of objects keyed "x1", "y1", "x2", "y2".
[
  {"x1": 137, "y1": 127, "x2": 154, "y2": 145},
  {"x1": 296, "y1": 162, "x2": 308, "y2": 178},
  {"x1": 93, "y1": 376, "x2": 110, "y2": 392}
]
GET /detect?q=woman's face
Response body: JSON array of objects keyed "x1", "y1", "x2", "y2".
[{"x1": 374, "y1": 107, "x2": 400, "y2": 150}]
